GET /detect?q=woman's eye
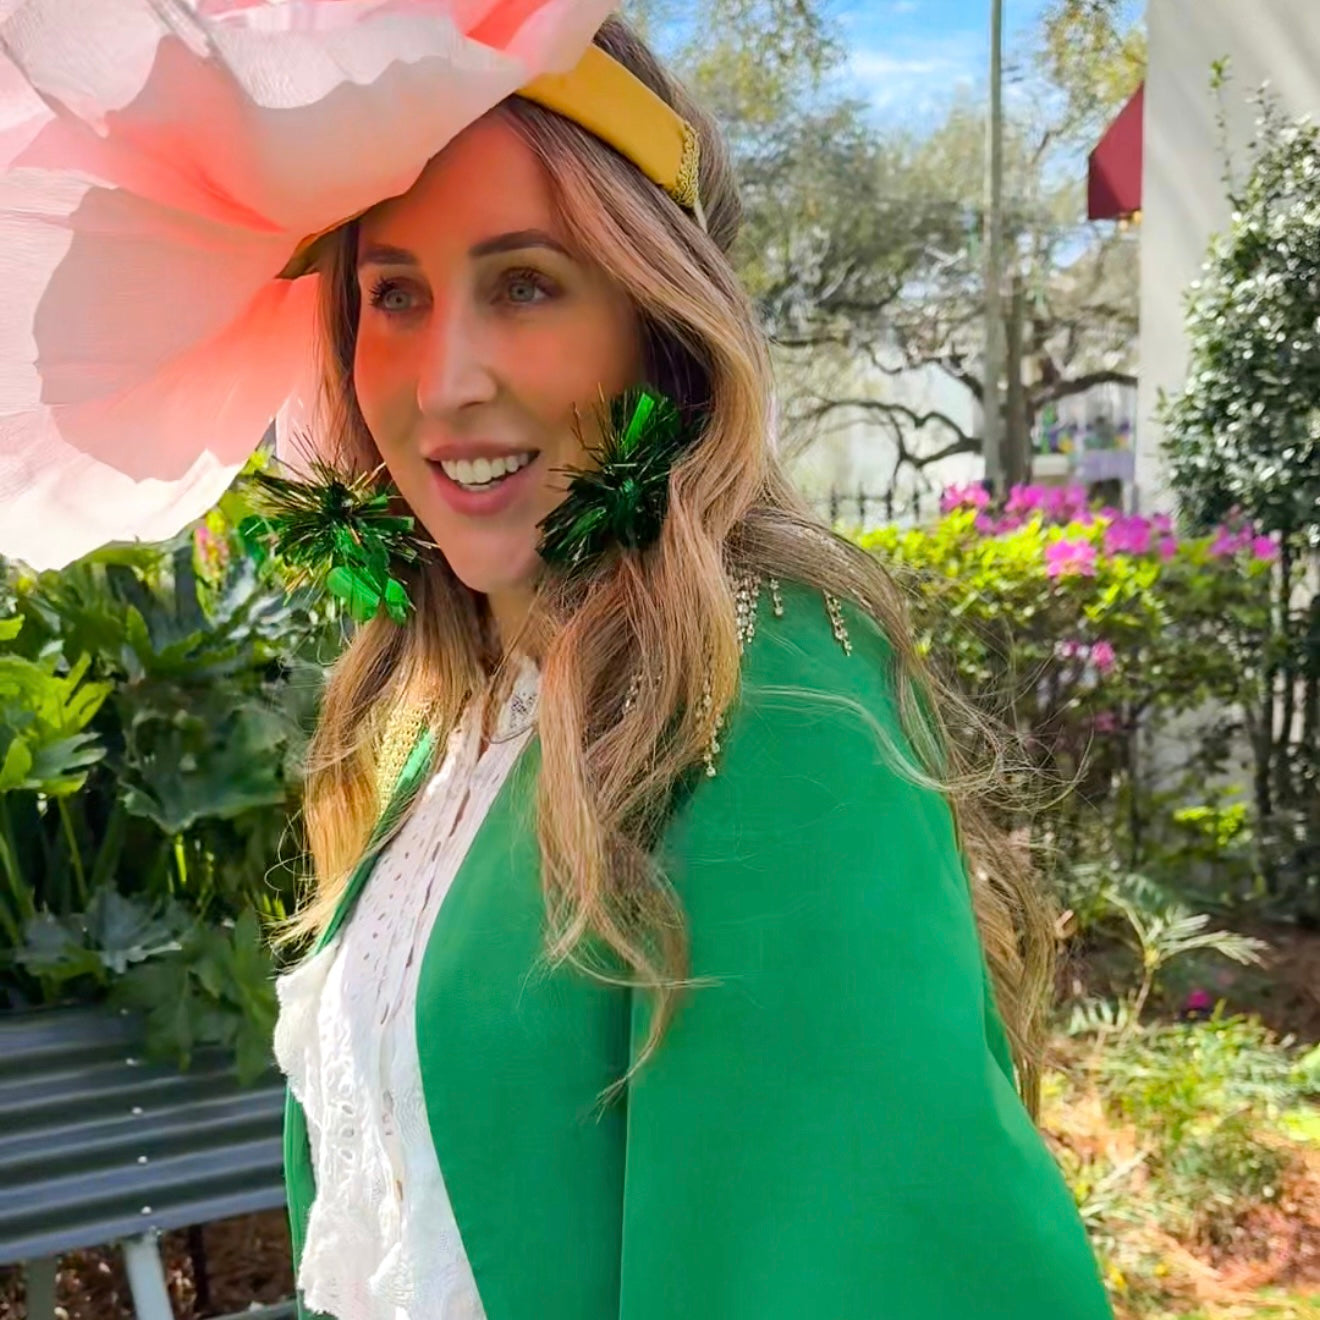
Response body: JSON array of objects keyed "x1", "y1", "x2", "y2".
[
  {"x1": 368, "y1": 278, "x2": 418, "y2": 314},
  {"x1": 501, "y1": 268, "x2": 555, "y2": 307}
]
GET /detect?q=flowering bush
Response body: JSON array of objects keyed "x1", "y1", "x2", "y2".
[{"x1": 860, "y1": 485, "x2": 1279, "y2": 902}]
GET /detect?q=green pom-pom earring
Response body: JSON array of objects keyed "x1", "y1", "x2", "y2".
[
  {"x1": 235, "y1": 383, "x2": 696, "y2": 625},
  {"x1": 537, "y1": 384, "x2": 699, "y2": 575},
  {"x1": 237, "y1": 459, "x2": 424, "y2": 624}
]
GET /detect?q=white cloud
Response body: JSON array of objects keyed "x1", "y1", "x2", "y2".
[
  {"x1": 845, "y1": 34, "x2": 981, "y2": 117},
  {"x1": 849, "y1": 50, "x2": 945, "y2": 80}
]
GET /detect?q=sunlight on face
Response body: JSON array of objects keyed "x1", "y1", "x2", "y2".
[{"x1": 353, "y1": 113, "x2": 644, "y2": 613}]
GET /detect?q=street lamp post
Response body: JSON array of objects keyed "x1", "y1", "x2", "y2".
[{"x1": 982, "y1": 0, "x2": 1006, "y2": 497}]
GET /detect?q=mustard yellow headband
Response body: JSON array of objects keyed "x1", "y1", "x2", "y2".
[{"x1": 279, "y1": 42, "x2": 704, "y2": 280}]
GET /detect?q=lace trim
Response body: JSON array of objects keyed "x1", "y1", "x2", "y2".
[{"x1": 277, "y1": 666, "x2": 542, "y2": 1320}]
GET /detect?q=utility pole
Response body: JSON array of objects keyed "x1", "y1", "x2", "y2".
[{"x1": 981, "y1": 0, "x2": 1006, "y2": 497}]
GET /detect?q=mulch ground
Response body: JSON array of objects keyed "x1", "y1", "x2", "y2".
[{"x1": 0, "y1": 1209, "x2": 294, "y2": 1319}]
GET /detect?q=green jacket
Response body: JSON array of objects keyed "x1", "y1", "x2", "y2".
[{"x1": 283, "y1": 580, "x2": 1113, "y2": 1319}]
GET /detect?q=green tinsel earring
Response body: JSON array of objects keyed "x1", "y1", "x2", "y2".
[
  {"x1": 234, "y1": 384, "x2": 694, "y2": 625},
  {"x1": 537, "y1": 384, "x2": 698, "y2": 575},
  {"x1": 237, "y1": 460, "x2": 425, "y2": 624}
]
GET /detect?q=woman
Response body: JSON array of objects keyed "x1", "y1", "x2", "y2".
[
  {"x1": 271, "y1": 14, "x2": 1113, "y2": 1320},
  {"x1": 0, "y1": 3, "x2": 1112, "y2": 1317}
]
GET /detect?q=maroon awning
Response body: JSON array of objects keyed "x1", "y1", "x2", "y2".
[{"x1": 1088, "y1": 84, "x2": 1144, "y2": 221}]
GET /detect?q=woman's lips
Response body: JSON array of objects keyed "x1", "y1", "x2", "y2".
[{"x1": 427, "y1": 451, "x2": 542, "y2": 517}]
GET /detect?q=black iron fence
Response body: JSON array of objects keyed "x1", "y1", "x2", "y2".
[{"x1": 809, "y1": 488, "x2": 937, "y2": 532}]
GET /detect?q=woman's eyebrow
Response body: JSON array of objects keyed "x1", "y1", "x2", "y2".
[{"x1": 357, "y1": 229, "x2": 572, "y2": 269}]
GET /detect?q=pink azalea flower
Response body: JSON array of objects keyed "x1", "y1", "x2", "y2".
[
  {"x1": 1045, "y1": 538, "x2": 1097, "y2": 578},
  {"x1": 1152, "y1": 513, "x2": 1174, "y2": 535},
  {"x1": 1251, "y1": 535, "x2": 1279, "y2": 561},
  {"x1": 973, "y1": 512, "x2": 998, "y2": 535},
  {"x1": 1092, "y1": 710, "x2": 1119, "y2": 733},
  {"x1": 1104, "y1": 515, "x2": 1152, "y2": 557},
  {"x1": 1057, "y1": 639, "x2": 1086, "y2": 660},
  {"x1": 1042, "y1": 484, "x2": 1091, "y2": 526},
  {"x1": 1158, "y1": 536, "x2": 1178, "y2": 560},
  {"x1": 941, "y1": 482, "x2": 991, "y2": 513},
  {"x1": 1210, "y1": 527, "x2": 1248, "y2": 557},
  {"x1": 1090, "y1": 640, "x2": 1116, "y2": 673},
  {"x1": 1006, "y1": 484, "x2": 1045, "y2": 515}
]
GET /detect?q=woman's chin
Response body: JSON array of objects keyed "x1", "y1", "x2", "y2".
[{"x1": 445, "y1": 546, "x2": 542, "y2": 603}]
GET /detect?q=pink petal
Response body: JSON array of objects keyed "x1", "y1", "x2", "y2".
[{"x1": 0, "y1": 0, "x2": 615, "y2": 569}]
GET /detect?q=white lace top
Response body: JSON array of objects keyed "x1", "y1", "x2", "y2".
[{"x1": 273, "y1": 657, "x2": 541, "y2": 1320}]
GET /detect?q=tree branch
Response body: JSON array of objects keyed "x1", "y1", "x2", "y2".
[
  {"x1": 803, "y1": 395, "x2": 974, "y2": 444},
  {"x1": 1033, "y1": 369, "x2": 1137, "y2": 406}
]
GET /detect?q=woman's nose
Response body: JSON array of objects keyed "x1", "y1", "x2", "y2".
[{"x1": 415, "y1": 298, "x2": 499, "y2": 418}]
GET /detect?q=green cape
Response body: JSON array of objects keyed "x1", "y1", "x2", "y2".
[{"x1": 284, "y1": 580, "x2": 1112, "y2": 1318}]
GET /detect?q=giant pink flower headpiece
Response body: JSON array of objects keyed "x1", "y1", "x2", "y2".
[{"x1": 0, "y1": 0, "x2": 615, "y2": 570}]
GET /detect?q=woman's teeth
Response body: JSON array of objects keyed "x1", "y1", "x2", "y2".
[{"x1": 438, "y1": 452, "x2": 535, "y2": 490}]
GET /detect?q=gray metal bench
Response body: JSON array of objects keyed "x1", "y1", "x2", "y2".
[{"x1": 0, "y1": 1004, "x2": 294, "y2": 1319}]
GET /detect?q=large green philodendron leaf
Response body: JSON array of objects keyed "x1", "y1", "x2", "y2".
[
  {"x1": 16, "y1": 911, "x2": 105, "y2": 984},
  {"x1": 121, "y1": 701, "x2": 289, "y2": 834},
  {"x1": 0, "y1": 652, "x2": 111, "y2": 795},
  {"x1": 15, "y1": 891, "x2": 184, "y2": 983},
  {"x1": 109, "y1": 908, "x2": 277, "y2": 1082},
  {"x1": 86, "y1": 889, "x2": 186, "y2": 974},
  {"x1": 29, "y1": 536, "x2": 281, "y2": 686}
]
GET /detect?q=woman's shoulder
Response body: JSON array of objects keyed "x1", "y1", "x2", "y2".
[
  {"x1": 735, "y1": 575, "x2": 899, "y2": 723},
  {"x1": 664, "y1": 574, "x2": 921, "y2": 829}
]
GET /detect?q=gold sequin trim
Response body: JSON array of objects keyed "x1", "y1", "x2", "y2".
[
  {"x1": 734, "y1": 571, "x2": 762, "y2": 653},
  {"x1": 701, "y1": 572, "x2": 762, "y2": 775},
  {"x1": 622, "y1": 669, "x2": 642, "y2": 716},
  {"x1": 671, "y1": 120, "x2": 701, "y2": 212},
  {"x1": 824, "y1": 592, "x2": 853, "y2": 656},
  {"x1": 374, "y1": 699, "x2": 433, "y2": 810}
]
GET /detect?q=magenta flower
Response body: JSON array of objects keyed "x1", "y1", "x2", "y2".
[
  {"x1": 1158, "y1": 536, "x2": 1178, "y2": 560},
  {"x1": 941, "y1": 482, "x2": 991, "y2": 513},
  {"x1": 1210, "y1": 528, "x2": 1248, "y2": 557},
  {"x1": 1104, "y1": 515, "x2": 1152, "y2": 557},
  {"x1": 1046, "y1": 538, "x2": 1098, "y2": 578},
  {"x1": 1090, "y1": 640, "x2": 1116, "y2": 673},
  {"x1": 1251, "y1": 535, "x2": 1279, "y2": 561},
  {"x1": 973, "y1": 512, "x2": 998, "y2": 535},
  {"x1": 1152, "y1": 513, "x2": 1174, "y2": 535},
  {"x1": 1057, "y1": 639, "x2": 1086, "y2": 660},
  {"x1": 1042, "y1": 484, "x2": 1091, "y2": 526},
  {"x1": 1092, "y1": 710, "x2": 1119, "y2": 733},
  {"x1": 1006, "y1": 484, "x2": 1045, "y2": 516}
]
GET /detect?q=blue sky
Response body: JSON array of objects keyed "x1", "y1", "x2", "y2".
[{"x1": 836, "y1": 0, "x2": 1056, "y2": 123}]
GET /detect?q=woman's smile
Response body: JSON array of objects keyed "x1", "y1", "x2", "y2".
[{"x1": 426, "y1": 448, "x2": 545, "y2": 517}]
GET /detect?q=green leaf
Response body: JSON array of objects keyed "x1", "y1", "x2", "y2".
[
  {"x1": 86, "y1": 890, "x2": 183, "y2": 974},
  {"x1": 0, "y1": 734, "x2": 33, "y2": 793},
  {"x1": 325, "y1": 564, "x2": 384, "y2": 623},
  {"x1": 16, "y1": 911, "x2": 105, "y2": 985},
  {"x1": 121, "y1": 705, "x2": 287, "y2": 834}
]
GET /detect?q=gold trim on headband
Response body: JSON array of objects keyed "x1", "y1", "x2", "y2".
[
  {"x1": 277, "y1": 43, "x2": 704, "y2": 280},
  {"x1": 518, "y1": 43, "x2": 699, "y2": 208}
]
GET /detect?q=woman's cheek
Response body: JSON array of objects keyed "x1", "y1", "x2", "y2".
[{"x1": 354, "y1": 341, "x2": 414, "y2": 450}]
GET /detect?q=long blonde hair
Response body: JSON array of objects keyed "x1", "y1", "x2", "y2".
[{"x1": 284, "y1": 15, "x2": 1059, "y2": 1116}]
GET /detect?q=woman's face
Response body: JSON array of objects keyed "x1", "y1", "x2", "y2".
[{"x1": 353, "y1": 113, "x2": 644, "y2": 607}]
